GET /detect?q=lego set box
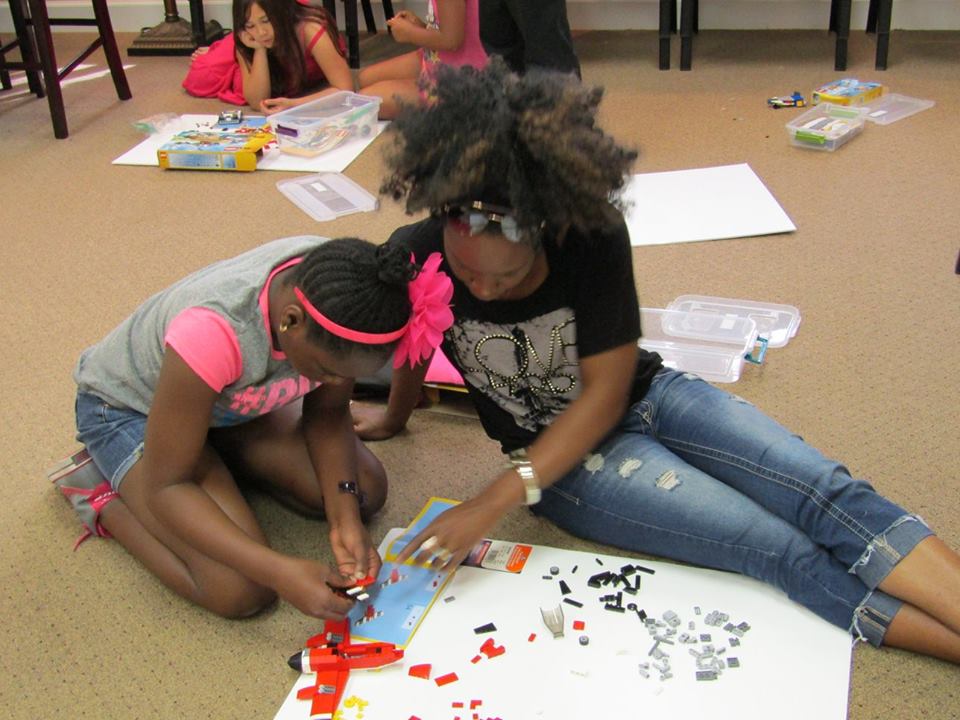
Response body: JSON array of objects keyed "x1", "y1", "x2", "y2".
[{"x1": 157, "y1": 116, "x2": 274, "y2": 171}]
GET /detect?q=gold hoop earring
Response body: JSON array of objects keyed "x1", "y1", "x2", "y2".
[{"x1": 279, "y1": 323, "x2": 288, "y2": 333}]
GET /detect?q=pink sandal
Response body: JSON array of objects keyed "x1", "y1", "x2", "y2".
[{"x1": 48, "y1": 448, "x2": 119, "y2": 550}]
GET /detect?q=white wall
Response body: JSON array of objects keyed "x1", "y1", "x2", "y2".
[{"x1": 2, "y1": 0, "x2": 959, "y2": 34}]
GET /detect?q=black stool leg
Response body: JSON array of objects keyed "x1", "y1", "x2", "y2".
[
  {"x1": 866, "y1": 0, "x2": 878, "y2": 33},
  {"x1": 9, "y1": 0, "x2": 43, "y2": 95},
  {"x1": 360, "y1": 0, "x2": 376, "y2": 33},
  {"x1": 344, "y1": 0, "x2": 359, "y2": 69},
  {"x1": 659, "y1": 0, "x2": 674, "y2": 69},
  {"x1": 874, "y1": 0, "x2": 892, "y2": 69},
  {"x1": 381, "y1": 0, "x2": 394, "y2": 22},
  {"x1": 680, "y1": 0, "x2": 696, "y2": 70},
  {"x1": 833, "y1": 0, "x2": 850, "y2": 71},
  {"x1": 25, "y1": 0, "x2": 67, "y2": 138},
  {"x1": 91, "y1": 0, "x2": 131, "y2": 99}
]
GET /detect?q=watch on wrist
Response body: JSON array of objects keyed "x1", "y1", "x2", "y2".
[
  {"x1": 508, "y1": 450, "x2": 542, "y2": 506},
  {"x1": 337, "y1": 481, "x2": 366, "y2": 507}
]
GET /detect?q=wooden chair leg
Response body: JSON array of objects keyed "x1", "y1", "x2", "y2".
[
  {"x1": 833, "y1": 0, "x2": 851, "y2": 71},
  {"x1": 874, "y1": 0, "x2": 892, "y2": 69},
  {"x1": 25, "y1": 0, "x2": 67, "y2": 137},
  {"x1": 91, "y1": 0, "x2": 131, "y2": 99}
]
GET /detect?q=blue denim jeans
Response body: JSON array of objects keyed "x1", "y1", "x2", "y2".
[{"x1": 532, "y1": 368, "x2": 932, "y2": 646}]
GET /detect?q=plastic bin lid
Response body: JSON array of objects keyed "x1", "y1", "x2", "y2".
[
  {"x1": 271, "y1": 91, "x2": 380, "y2": 123},
  {"x1": 859, "y1": 93, "x2": 935, "y2": 125},
  {"x1": 666, "y1": 295, "x2": 801, "y2": 348}
]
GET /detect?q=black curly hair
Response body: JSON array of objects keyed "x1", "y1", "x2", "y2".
[
  {"x1": 380, "y1": 57, "x2": 638, "y2": 239},
  {"x1": 290, "y1": 238, "x2": 416, "y2": 358}
]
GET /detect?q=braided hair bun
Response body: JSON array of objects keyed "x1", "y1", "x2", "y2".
[{"x1": 293, "y1": 238, "x2": 415, "y2": 356}]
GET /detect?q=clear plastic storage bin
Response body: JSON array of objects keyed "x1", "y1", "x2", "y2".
[
  {"x1": 786, "y1": 103, "x2": 866, "y2": 151},
  {"x1": 639, "y1": 308, "x2": 760, "y2": 383},
  {"x1": 271, "y1": 92, "x2": 381, "y2": 157}
]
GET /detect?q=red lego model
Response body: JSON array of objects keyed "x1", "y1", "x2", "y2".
[{"x1": 290, "y1": 618, "x2": 404, "y2": 719}]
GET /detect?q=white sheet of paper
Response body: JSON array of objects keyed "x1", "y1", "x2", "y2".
[
  {"x1": 621, "y1": 163, "x2": 796, "y2": 246},
  {"x1": 112, "y1": 114, "x2": 387, "y2": 173},
  {"x1": 275, "y1": 532, "x2": 851, "y2": 720}
]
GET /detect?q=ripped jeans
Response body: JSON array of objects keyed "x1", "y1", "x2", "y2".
[{"x1": 532, "y1": 368, "x2": 932, "y2": 646}]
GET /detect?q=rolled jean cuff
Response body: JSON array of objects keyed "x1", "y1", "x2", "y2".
[
  {"x1": 851, "y1": 589, "x2": 902, "y2": 647},
  {"x1": 850, "y1": 514, "x2": 933, "y2": 589}
]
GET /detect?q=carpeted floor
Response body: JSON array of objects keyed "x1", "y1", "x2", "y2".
[{"x1": 0, "y1": 27, "x2": 957, "y2": 720}]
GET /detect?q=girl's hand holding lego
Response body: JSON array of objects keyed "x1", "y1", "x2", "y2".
[
  {"x1": 330, "y1": 516, "x2": 382, "y2": 582},
  {"x1": 395, "y1": 483, "x2": 518, "y2": 571},
  {"x1": 272, "y1": 556, "x2": 356, "y2": 620}
]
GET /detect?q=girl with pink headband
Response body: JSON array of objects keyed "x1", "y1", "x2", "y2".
[{"x1": 60, "y1": 237, "x2": 452, "y2": 620}]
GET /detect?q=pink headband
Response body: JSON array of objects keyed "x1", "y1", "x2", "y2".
[{"x1": 294, "y1": 252, "x2": 454, "y2": 369}]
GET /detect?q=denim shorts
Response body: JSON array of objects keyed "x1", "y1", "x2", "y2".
[{"x1": 75, "y1": 391, "x2": 147, "y2": 491}]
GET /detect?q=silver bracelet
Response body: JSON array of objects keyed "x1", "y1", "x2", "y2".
[{"x1": 507, "y1": 449, "x2": 542, "y2": 505}]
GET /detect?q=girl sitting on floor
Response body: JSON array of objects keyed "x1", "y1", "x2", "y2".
[
  {"x1": 356, "y1": 0, "x2": 487, "y2": 119},
  {"x1": 183, "y1": 0, "x2": 352, "y2": 113},
  {"x1": 60, "y1": 237, "x2": 452, "y2": 619}
]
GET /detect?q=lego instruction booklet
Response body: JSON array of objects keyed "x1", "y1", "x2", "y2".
[{"x1": 275, "y1": 498, "x2": 852, "y2": 720}]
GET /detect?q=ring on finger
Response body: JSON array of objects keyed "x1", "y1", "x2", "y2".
[{"x1": 422, "y1": 536, "x2": 440, "y2": 552}]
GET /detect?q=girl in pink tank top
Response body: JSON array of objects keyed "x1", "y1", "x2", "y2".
[
  {"x1": 233, "y1": 0, "x2": 352, "y2": 114},
  {"x1": 356, "y1": 0, "x2": 488, "y2": 120}
]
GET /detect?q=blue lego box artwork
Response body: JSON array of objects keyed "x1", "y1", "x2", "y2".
[
  {"x1": 346, "y1": 498, "x2": 459, "y2": 647},
  {"x1": 157, "y1": 116, "x2": 275, "y2": 171}
]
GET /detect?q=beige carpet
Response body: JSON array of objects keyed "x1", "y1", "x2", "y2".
[{"x1": 1, "y1": 28, "x2": 958, "y2": 720}]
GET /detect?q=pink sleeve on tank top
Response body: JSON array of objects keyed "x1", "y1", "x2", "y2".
[{"x1": 164, "y1": 308, "x2": 243, "y2": 392}]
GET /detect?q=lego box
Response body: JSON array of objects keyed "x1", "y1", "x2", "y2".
[
  {"x1": 812, "y1": 78, "x2": 885, "y2": 106},
  {"x1": 157, "y1": 125, "x2": 274, "y2": 171}
]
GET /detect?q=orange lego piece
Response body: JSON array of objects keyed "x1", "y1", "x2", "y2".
[{"x1": 435, "y1": 672, "x2": 459, "y2": 686}]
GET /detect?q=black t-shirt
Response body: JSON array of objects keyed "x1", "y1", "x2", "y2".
[{"x1": 390, "y1": 215, "x2": 663, "y2": 453}]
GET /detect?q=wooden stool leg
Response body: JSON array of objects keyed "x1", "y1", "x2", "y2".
[
  {"x1": 25, "y1": 0, "x2": 67, "y2": 138},
  {"x1": 659, "y1": 0, "x2": 674, "y2": 69},
  {"x1": 344, "y1": 0, "x2": 359, "y2": 69},
  {"x1": 9, "y1": 0, "x2": 43, "y2": 95},
  {"x1": 874, "y1": 0, "x2": 892, "y2": 69},
  {"x1": 866, "y1": 0, "x2": 879, "y2": 33},
  {"x1": 679, "y1": 0, "x2": 695, "y2": 70},
  {"x1": 833, "y1": 0, "x2": 850, "y2": 71},
  {"x1": 91, "y1": 0, "x2": 131, "y2": 99},
  {"x1": 360, "y1": 0, "x2": 376, "y2": 34}
]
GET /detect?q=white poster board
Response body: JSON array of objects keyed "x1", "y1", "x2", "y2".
[
  {"x1": 622, "y1": 163, "x2": 796, "y2": 247},
  {"x1": 275, "y1": 532, "x2": 851, "y2": 720}
]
